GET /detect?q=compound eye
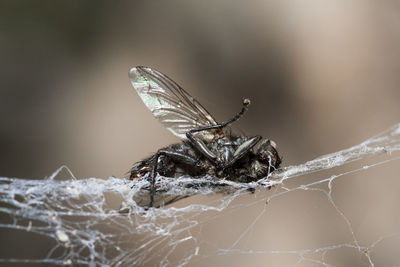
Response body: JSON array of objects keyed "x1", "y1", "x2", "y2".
[{"x1": 256, "y1": 139, "x2": 271, "y2": 154}]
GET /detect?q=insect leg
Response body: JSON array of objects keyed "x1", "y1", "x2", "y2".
[
  {"x1": 149, "y1": 149, "x2": 201, "y2": 207},
  {"x1": 223, "y1": 136, "x2": 262, "y2": 169},
  {"x1": 188, "y1": 98, "x2": 251, "y2": 135},
  {"x1": 185, "y1": 99, "x2": 251, "y2": 162},
  {"x1": 185, "y1": 134, "x2": 218, "y2": 162}
]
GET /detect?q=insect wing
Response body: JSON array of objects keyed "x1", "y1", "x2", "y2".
[{"x1": 129, "y1": 66, "x2": 218, "y2": 140}]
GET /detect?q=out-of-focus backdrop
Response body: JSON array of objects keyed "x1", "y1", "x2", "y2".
[
  {"x1": 1, "y1": 1, "x2": 399, "y2": 179},
  {"x1": 1, "y1": 1, "x2": 400, "y2": 266}
]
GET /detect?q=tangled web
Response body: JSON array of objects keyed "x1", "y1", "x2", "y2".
[{"x1": 1, "y1": 123, "x2": 400, "y2": 266}]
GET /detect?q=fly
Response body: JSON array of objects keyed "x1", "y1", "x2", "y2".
[{"x1": 129, "y1": 66, "x2": 281, "y2": 207}]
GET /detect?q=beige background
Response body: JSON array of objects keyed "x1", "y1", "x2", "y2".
[{"x1": 1, "y1": 1, "x2": 400, "y2": 266}]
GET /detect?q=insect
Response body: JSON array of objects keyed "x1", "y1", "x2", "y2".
[{"x1": 129, "y1": 66, "x2": 281, "y2": 207}]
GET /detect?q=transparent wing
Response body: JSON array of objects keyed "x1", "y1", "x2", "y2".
[{"x1": 129, "y1": 66, "x2": 218, "y2": 140}]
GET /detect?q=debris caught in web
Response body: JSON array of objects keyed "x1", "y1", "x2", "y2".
[{"x1": 0, "y1": 123, "x2": 399, "y2": 266}]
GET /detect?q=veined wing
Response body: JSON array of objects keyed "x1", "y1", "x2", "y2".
[{"x1": 129, "y1": 66, "x2": 218, "y2": 140}]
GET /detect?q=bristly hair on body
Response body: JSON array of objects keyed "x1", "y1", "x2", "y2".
[{"x1": 128, "y1": 66, "x2": 281, "y2": 207}]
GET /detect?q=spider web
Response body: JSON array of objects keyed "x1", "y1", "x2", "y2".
[{"x1": 0, "y1": 123, "x2": 400, "y2": 266}]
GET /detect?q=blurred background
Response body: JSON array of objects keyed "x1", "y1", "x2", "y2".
[
  {"x1": 0, "y1": 1, "x2": 399, "y2": 179},
  {"x1": 1, "y1": 1, "x2": 400, "y2": 266}
]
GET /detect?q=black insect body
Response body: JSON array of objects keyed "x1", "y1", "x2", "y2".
[{"x1": 129, "y1": 67, "x2": 281, "y2": 207}]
